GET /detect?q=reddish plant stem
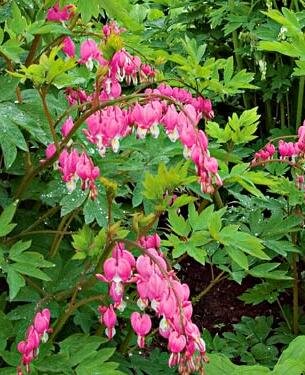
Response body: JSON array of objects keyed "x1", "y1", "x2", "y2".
[
  {"x1": 25, "y1": 35, "x2": 42, "y2": 67},
  {"x1": 250, "y1": 158, "x2": 302, "y2": 171},
  {"x1": 39, "y1": 88, "x2": 59, "y2": 150}
]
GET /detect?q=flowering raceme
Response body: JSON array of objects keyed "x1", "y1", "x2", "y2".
[
  {"x1": 96, "y1": 237, "x2": 207, "y2": 374},
  {"x1": 252, "y1": 121, "x2": 305, "y2": 164},
  {"x1": 38, "y1": 11, "x2": 213, "y2": 374},
  {"x1": 46, "y1": 3, "x2": 75, "y2": 22},
  {"x1": 43, "y1": 20, "x2": 221, "y2": 197},
  {"x1": 252, "y1": 120, "x2": 305, "y2": 190},
  {"x1": 17, "y1": 309, "x2": 51, "y2": 374}
]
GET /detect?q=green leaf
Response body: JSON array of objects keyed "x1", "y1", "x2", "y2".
[
  {"x1": 207, "y1": 108, "x2": 259, "y2": 145},
  {"x1": 293, "y1": 60, "x2": 305, "y2": 76},
  {"x1": 224, "y1": 56, "x2": 234, "y2": 83},
  {"x1": 188, "y1": 203, "x2": 199, "y2": 229},
  {"x1": 168, "y1": 209, "x2": 191, "y2": 237},
  {"x1": 72, "y1": 226, "x2": 94, "y2": 253},
  {"x1": 0, "y1": 102, "x2": 29, "y2": 168},
  {"x1": 0, "y1": 311, "x2": 13, "y2": 338},
  {"x1": 76, "y1": 349, "x2": 117, "y2": 375},
  {"x1": 170, "y1": 195, "x2": 197, "y2": 209},
  {"x1": 263, "y1": 240, "x2": 300, "y2": 256},
  {"x1": 262, "y1": 214, "x2": 302, "y2": 238},
  {"x1": 258, "y1": 41, "x2": 300, "y2": 58},
  {"x1": 7, "y1": 268, "x2": 25, "y2": 300},
  {"x1": 273, "y1": 336, "x2": 305, "y2": 375},
  {"x1": 0, "y1": 201, "x2": 18, "y2": 237},
  {"x1": 226, "y1": 246, "x2": 249, "y2": 270},
  {"x1": 6, "y1": 2, "x2": 27, "y2": 36},
  {"x1": 0, "y1": 76, "x2": 18, "y2": 102},
  {"x1": 239, "y1": 281, "x2": 288, "y2": 305},
  {"x1": 60, "y1": 334, "x2": 108, "y2": 367},
  {"x1": 0, "y1": 39, "x2": 24, "y2": 62},
  {"x1": 83, "y1": 193, "x2": 108, "y2": 227},
  {"x1": 220, "y1": 225, "x2": 269, "y2": 260},
  {"x1": 10, "y1": 263, "x2": 51, "y2": 281},
  {"x1": 249, "y1": 263, "x2": 292, "y2": 280},
  {"x1": 27, "y1": 21, "x2": 71, "y2": 35},
  {"x1": 10, "y1": 252, "x2": 54, "y2": 268},
  {"x1": 171, "y1": 242, "x2": 188, "y2": 258},
  {"x1": 77, "y1": 0, "x2": 101, "y2": 23},
  {"x1": 205, "y1": 353, "x2": 271, "y2": 375},
  {"x1": 60, "y1": 189, "x2": 88, "y2": 216},
  {"x1": 9, "y1": 240, "x2": 31, "y2": 257},
  {"x1": 34, "y1": 353, "x2": 73, "y2": 374},
  {"x1": 143, "y1": 162, "x2": 194, "y2": 201},
  {"x1": 208, "y1": 212, "x2": 222, "y2": 239},
  {"x1": 187, "y1": 246, "x2": 206, "y2": 265},
  {"x1": 98, "y1": 0, "x2": 143, "y2": 32}
]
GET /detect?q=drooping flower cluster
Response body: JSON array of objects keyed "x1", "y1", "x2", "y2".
[
  {"x1": 253, "y1": 143, "x2": 275, "y2": 162},
  {"x1": 58, "y1": 149, "x2": 100, "y2": 199},
  {"x1": 252, "y1": 121, "x2": 305, "y2": 191},
  {"x1": 46, "y1": 3, "x2": 75, "y2": 22},
  {"x1": 96, "y1": 236, "x2": 207, "y2": 374},
  {"x1": 82, "y1": 83, "x2": 221, "y2": 193},
  {"x1": 17, "y1": 309, "x2": 51, "y2": 374},
  {"x1": 43, "y1": 18, "x2": 221, "y2": 195},
  {"x1": 43, "y1": 118, "x2": 100, "y2": 199},
  {"x1": 102, "y1": 20, "x2": 125, "y2": 39},
  {"x1": 253, "y1": 121, "x2": 305, "y2": 164},
  {"x1": 84, "y1": 106, "x2": 131, "y2": 156}
]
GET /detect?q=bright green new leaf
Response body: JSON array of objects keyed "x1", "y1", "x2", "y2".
[{"x1": 168, "y1": 209, "x2": 191, "y2": 237}]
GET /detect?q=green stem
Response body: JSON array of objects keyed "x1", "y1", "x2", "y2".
[
  {"x1": 10, "y1": 229, "x2": 73, "y2": 239},
  {"x1": 50, "y1": 233, "x2": 116, "y2": 339},
  {"x1": 291, "y1": 252, "x2": 299, "y2": 334},
  {"x1": 265, "y1": 100, "x2": 274, "y2": 131},
  {"x1": 273, "y1": 0, "x2": 279, "y2": 9},
  {"x1": 39, "y1": 88, "x2": 59, "y2": 149},
  {"x1": 49, "y1": 210, "x2": 77, "y2": 258},
  {"x1": 276, "y1": 298, "x2": 291, "y2": 331},
  {"x1": 280, "y1": 100, "x2": 286, "y2": 129},
  {"x1": 192, "y1": 271, "x2": 225, "y2": 304},
  {"x1": 292, "y1": 0, "x2": 300, "y2": 11},
  {"x1": 21, "y1": 206, "x2": 60, "y2": 233},
  {"x1": 286, "y1": 93, "x2": 291, "y2": 128},
  {"x1": 290, "y1": 227, "x2": 300, "y2": 335},
  {"x1": 50, "y1": 295, "x2": 103, "y2": 341},
  {"x1": 296, "y1": 76, "x2": 305, "y2": 130},
  {"x1": 119, "y1": 325, "x2": 134, "y2": 354},
  {"x1": 25, "y1": 277, "x2": 47, "y2": 297},
  {"x1": 231, "y1": 30, "x2": 250, "y2": 109},
  {"x1": 213, "y1": 190, "x2": 224, "y2": 208}
]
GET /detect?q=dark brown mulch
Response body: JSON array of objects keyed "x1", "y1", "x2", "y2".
[{"x1": 178, "y1": 257, "x2": 287, "y2": 334}]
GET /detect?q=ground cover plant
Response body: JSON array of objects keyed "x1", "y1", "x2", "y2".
[{"x1": 1, "y1": 0, "x2": 305, "y2": 374}]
